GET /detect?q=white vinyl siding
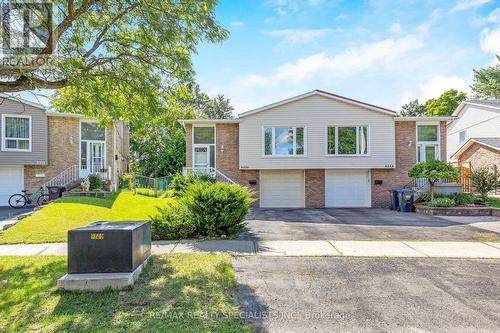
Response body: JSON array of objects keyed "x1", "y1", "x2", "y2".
[
  {"x1": 447, "y1": 104, "x2": 500, "y2": 160},
  {"x1": 239, "y1": 94, "x2": 395, "y2": 169},
  {"x1": 325, "y1": 169, "x2": 371, "y2": 207},
  {"x1": 260, "y1": 170, "x2": 304, "y2": 208}
]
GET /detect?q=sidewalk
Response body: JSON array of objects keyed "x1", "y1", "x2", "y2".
[{"x1": 1, "y1": 240, "x2": 500, "y2": 258}]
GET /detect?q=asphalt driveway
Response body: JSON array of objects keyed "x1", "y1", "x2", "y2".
[
  {"x1": 239, "y1": 208, "x2": 500, "y2": 241},
  {"x1": 0, "y1": 206, "x2": 31, "y2": 221},
  {"x1": 233, "y1": 256, "x2": 500, "y2": 332}
]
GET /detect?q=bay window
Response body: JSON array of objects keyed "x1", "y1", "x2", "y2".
[
  {"x1": 263, "y1": 126, "x2": 305, "y2": 156},
  {"x1": 417, "y1": 124, "x2": 440, "y2": 162},
  {"x1": 326, "y1": 125, "x2": 368, "y2": 156},
  {"x1": 2, "y1": 115, "x2": 31, "y2": 151}
]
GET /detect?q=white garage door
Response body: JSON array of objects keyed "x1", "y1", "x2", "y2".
[
  {"x1": 325, "y1": 169, "x2": 371, "y2": 207},
  {"x1": 0, "y1": 166, "x2": 24, "y2": 206},
  {"x1": 260, "y1": 170, "x2": 304, "y2": 208}
]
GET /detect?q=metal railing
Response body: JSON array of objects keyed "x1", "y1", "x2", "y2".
[
  {"x1": 43, "y1": 165, "x2": 80, "y2": 190},
  {"x1": 182, "y1": 167, "x2": 236, "y2": 184}
]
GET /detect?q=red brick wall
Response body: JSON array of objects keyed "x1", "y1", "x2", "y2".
[
  {"x1": 371, "y1": 121, "x2": 416, "y2": 208},
  {"x1": 371, "y1": 121, "x2": 448, "y2": 208},
  {"x1": 305, "y1": 169, "x2": 325, "y2": 208},
  {"x1": 24, "y1": 117, "x2": 80, "y2": 191}
]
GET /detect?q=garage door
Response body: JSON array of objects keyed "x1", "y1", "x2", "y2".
[
  {"x1": 260, "y1": 170, "x2": 304, "y2": 208},
  {"x1": 0, "y1": 166, "x2": 24, "y2": 206},
  {"x1": 325, "y1": 169, "x2": 371, "y2": 207}
]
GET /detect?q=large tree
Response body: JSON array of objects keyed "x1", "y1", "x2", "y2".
[
  {"x1": 470, "y1": 55, "x2": 500, "y2": 98},
  {"x1": 1, "y1": 0, "x2": 228, "y2": 122},
  {"x1": 181, "y1": 84, "x2": 234, "y2": 119},
  {"x1": 399, "y1": 99, "x2": 427, "y2": 117},
  {"x1": 424, "y1": 89, "x2": 467, "y2": 116}
]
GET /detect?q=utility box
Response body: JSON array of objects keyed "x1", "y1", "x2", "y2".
[{"x1": 67, "y1": 221, "x2": 151, "y2": 274}]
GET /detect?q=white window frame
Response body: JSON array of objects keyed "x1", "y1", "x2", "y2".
[
  {"x1": 192, "y1": 125, "x2": 216, "y2": 169},
  {"x1": 262, "y1": 126, "x2": 307, "y2": 157},
  {"x1": 325, "y1": 125, "x2": 370, "y2": 157},
  {"x1": 1, "y1": 114, "x2": 32, "y2": 152},
  {"x1": 459, "y1": 130, "x2": 466, "y2": 145},
  {"x1": 416, "y1": 122, "x2": 440, "y2": 162}
]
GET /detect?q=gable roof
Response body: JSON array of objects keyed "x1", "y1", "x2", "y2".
[
  {"x1": 238, "y1": 90, "x2": 397, "y2": 118},
  {"x1": 450, "y1": 137, "x2": 500, "y2": 160},
  {"x1": 452, "y1": 99, "x2": 500, "y2": 117},
  {"x1": 0, "y1": 92, "x2": 47, "y2": 110}
]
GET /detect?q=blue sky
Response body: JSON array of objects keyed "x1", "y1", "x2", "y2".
[{"x1": 193, "y1": 0, "x2": 500, "y2": 116}]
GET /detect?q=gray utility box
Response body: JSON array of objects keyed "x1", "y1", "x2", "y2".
[{"x1": 68, "y1": 221, "x2": 151, "y2": 274}]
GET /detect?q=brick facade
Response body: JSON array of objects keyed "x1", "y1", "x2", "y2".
[
  {"x1": 305, "y1": 169, "x2": 325, "y2": 208},
  {"x1": 371, "y1": 121, "x2": 448, "y2": 208},
  {"x1": 371, "y1": 121, "x2": 416, "y2": 208},
  {"x1": 24, "y1": 116, "x2": 80, "y2": 191},
  {"x1": 24, "y1": 117, "x2": 129, "y2": 192},
  {"x1": 457, "y1": 142, "x2": 500, "y2": 171}
]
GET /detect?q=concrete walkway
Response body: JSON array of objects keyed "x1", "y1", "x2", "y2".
[{"x1": 1, "y1": 240, "x2": 500, "y2": 258}]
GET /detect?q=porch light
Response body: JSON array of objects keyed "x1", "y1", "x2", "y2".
[
  {"x1": 68, "y1": 135, "x2": 73, "y2": 145},
  {"x1": 221, "y1": 144, "x2": 224, "y2": 153}
]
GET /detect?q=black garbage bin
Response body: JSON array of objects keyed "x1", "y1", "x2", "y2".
[
  {"x1": 47, "y1": 186, "x2": 64, "y2": 200},
  {"x1": 389, "y1": 190, "x2": 399, "y2": 210},
  {"x1": 397, "y1": 189, "x2": 415, "y2": 212}
]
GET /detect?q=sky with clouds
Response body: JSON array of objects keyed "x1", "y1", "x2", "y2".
[{"x1": 193, "y1": 0, "x2": 500, "y2": 116}]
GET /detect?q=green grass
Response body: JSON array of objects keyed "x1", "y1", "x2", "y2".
[
  {"x1": 0, "y1": 191, "x2": 172, "y2": 244},
  {"x1": 487, "y1": 197, "x2": 500, "y2": 208},
  {"x1": 0, "y1": 254, "x2": 252, "y2": 333}
]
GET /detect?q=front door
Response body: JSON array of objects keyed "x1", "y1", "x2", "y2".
[
  {"x1": 81, "y1": 141, "x2": 105, "y2": 177},
  {"x1": 193, "y1": 145, "x2": 210, "y2": 171}
]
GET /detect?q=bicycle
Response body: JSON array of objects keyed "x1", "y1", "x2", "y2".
[{"x1": 9, "y1": 187, "x2": 50, "y2": 208}]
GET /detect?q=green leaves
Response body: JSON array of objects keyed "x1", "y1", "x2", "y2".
[
  {"x1": 408, "y1": 160, "x2": 460, "y2": 182},
  {"x1": 399, "y1": 89, "x2": 467, "y2": 117},
  {"x1": 471, "y1": 55, "x2": 500, "y2": 99}
]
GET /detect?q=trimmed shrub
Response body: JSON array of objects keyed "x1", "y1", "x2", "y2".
[
  {"x1": 88, "y1": 174, "x2": 103, "y2": 191},
  {"x1": 119, "y1": 173, "x2": 134, "y2": 190},
  {"x1": 450, "y1": 192, "x2": 475, "y2": 206},
  {"x1": 182, "y1": 182, "x2": 254, "y2": 238},
  {"x1": 169, "y1": 172, "x2": 215, "y2": 198},
  {"x1": 150, "y1": 181, "x2": 254, "y2": 239},
  {"x1": 150, "y1": 202, "x2": 196, "y2": 240},
  {"x1": 429, "y1": 198, "x2": 455, "y2": 207}
]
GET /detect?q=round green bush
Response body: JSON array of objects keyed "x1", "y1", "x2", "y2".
[
  {"x1": 150, "y1": 202, "x2": 196, "y2": 240},
  {"x1": 182, "y1": 182, "x2": 254, "y2": 238},
  {"x1": 88, "y1": 174, "x2": 103, "y2": 191},
  {"x1": 169, "y1": 172, "x2": 216, "y2": 198}
]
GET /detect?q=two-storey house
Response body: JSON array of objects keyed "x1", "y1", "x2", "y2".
[
  {"x1": 0, "y1": 94, "x2": 129, "y2": 205},
  {"x1": 180, "y1": 90, "x2": 451, "y2": 208}
]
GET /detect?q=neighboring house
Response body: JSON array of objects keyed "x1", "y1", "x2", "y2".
[
  {"x1": 0, "y1": 94, "x2": 129, "y2": 206},
  {"x1": 180, "y1": 90, "x2": 451, "y2": 208},
  {"x1": 447, "y1": 99, "x2": 500, "y2": 166},
  {"x1": 450, "y1": 138, "x2": 500, "y2": 171}
]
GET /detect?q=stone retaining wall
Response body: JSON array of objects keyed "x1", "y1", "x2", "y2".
[{"x1": 415, "y1": 204, "x2": 495, "y2": 216}]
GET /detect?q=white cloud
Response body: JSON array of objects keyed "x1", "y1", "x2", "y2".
[
  {"x1": 264, "y1": 28, "x2": 333, "y2": 45},
  {"x1": 238, "y1": 34, "x2": 423, "y2": 87},
  {"x1": 451, "y1": 0, "x2": 492, "y2": 12},
  {"x1": 486, "y1": 8, "x2": 500, "y2": 23},
  {"x1": 480, "y1": 27, "x2": 500, "y2": 53},
  {"x1": 389, "y1": 22, "x2": 403, "y2": 34},
  {"x1": 418, "y1": 75, "x2": 469, "y2": 101},
  {"x1": 417, "y1": 9, "x2": 444, "y2": 33},
  {"x1": 230, "y1": 21, "x2": 244, "y2": 28}
]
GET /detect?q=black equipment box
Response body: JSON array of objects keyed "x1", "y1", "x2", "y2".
[{"x1": 67, "y1": 221, "x2": 151, "y2": 274}]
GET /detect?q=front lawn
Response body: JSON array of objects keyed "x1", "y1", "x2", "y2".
[
  {"x1": 0, "y1": 191, "x2": 172, "y2": 244},
  {"x1": 488, "y1": 198, "x2": 500, "y2": 208},
  {"x1": 0, "y1": 254, "x2": 252, "y2": 333}
]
